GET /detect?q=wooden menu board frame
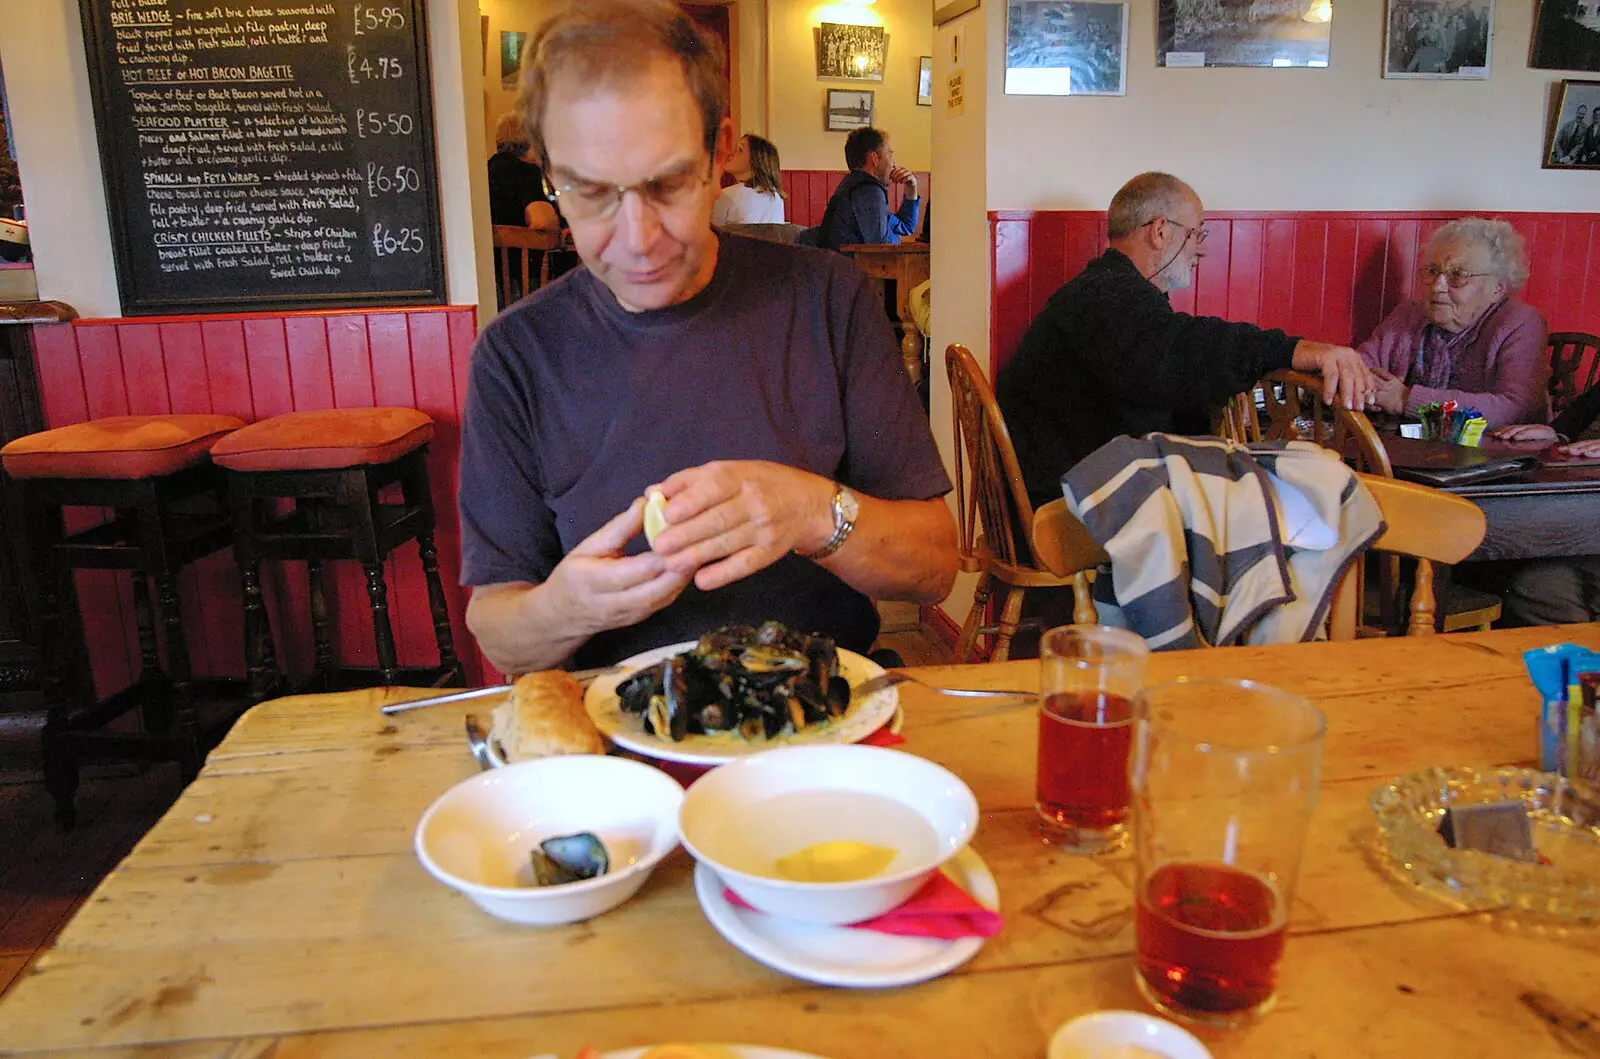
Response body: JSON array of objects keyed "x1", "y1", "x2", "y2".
[{"x1": 78, "y1": 0, "x2": 446, "y2": 316}]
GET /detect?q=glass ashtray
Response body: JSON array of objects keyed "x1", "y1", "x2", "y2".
[{"x1": 1369, "y1": 765, "x2": 1600, "y2": 923}]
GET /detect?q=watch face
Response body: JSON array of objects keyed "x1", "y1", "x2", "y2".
[{"x1": 837, "y1": 486, "x2": 860, "y2": 522}]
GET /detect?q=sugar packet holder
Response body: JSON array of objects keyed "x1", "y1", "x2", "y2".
[{"x1": 1522, "y1": 643, "x2": 1600, "y2": 779}]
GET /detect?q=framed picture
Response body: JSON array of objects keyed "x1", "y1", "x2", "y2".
[
  {"x1": 826, "y1": 89, "x2": 875, "y2": 131},
  {"x1": 1006, "y1": 1, "x2": 1128, "y2": 95},
  {"x1": 935, "y1": 0, "x2": 981, "y2": 26},
  {"x1": 1532, "y1": 0, "x2": 1600, "y2": 71},
  {"x1": 1157, "y1": 0, "x2": 1331, "y2": 68},
  {"x1": 817, "y1": 23, "x2": 887, "y2": 81},
  {"x1": 918, "y1": 56, "x2": 934, "y2": 104},
  {"x1": 500, "y1": 30, "x2": 527, "y2": 88},
  {"x1": 1544, "y1": 80, "x2": 1600, "y2": 169},
  {"x1": 1384, "y1": 0, "x2": 1492, "y2": 78}
]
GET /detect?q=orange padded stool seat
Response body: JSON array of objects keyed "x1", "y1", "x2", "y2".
[
  {"x1": 1, "y1": 414, "x2": 244, "y2": 479},
  {"x1": 216, "y1": 407, "x2": 462, "y2": 693},
  {"x1": 210, "y1": 408, "x2": 433, "y2": 473},
  {"x1": 1, "y1": 413, "x2": 249, "y2": 826}
]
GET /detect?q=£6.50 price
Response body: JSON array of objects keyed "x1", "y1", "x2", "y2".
[{"x1": 365, "y1": 163, "x2": 421, "y2": 196}]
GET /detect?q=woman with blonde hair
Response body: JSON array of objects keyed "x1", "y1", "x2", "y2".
[{"x1": 713, "y1": 133, "x2": 786, "y2": 225}]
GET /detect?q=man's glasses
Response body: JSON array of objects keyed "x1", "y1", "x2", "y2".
[
  {"x1": 543, "y1": 165, "x2": 711, "y2": 223},
  {"x1": 1420, "y1": 265, "x2": 1491, "y2": 290},
  {"x1": 1147, "y1": 217, "x2": 1209, "y2": 245}
]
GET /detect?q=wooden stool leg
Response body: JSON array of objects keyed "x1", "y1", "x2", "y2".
[
  {"x1": 307, "y1": 559, "x2": 337, "y2": 687},
  {"x1": 417, "y1": 530, "x2": 462, "y2": 684},
  {"x1": 132, "y1": 574, "x2": 173, "y2": 735},
  {"x1": 364, "y1": 562, "x2": 400, "y2": 686},
  {"x1": 155, "y1": 573, "x2": 202, "y2": 783},
  {"x1": 401, "y1": 448, "x2": 462, "y2": 685},
  {"x1": 240, "y1": 560, "x2": 282, "y2": 701},
  {"x1": 40, "y1": 714, "x2": 79, "y2": 828}
]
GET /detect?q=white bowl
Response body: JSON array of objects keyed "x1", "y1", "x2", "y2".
[
  {"x1": 678, "y1": 744, "x2": 978, "y2": 926},
  {"x1": 1048, "y1": 1011, "x2": 1212, "y2": 1059},
  {"x1": 415, "y1": 755, "x2": 683, "y2": 925}
]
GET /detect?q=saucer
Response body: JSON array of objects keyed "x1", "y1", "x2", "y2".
[
  {"x1": 693, "y1": 845, "x2": 998, "y2": 988},
  {"x1": 606, "y1": 1049, "x2": 832, "y2": 1059}
]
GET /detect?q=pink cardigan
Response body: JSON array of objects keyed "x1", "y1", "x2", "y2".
[{"x1": 1357, "y1": 298, "x2": 1550, "y2": 426}]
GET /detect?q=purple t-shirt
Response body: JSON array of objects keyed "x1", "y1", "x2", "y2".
[{"x1": 458, "y1": 232, "x2": 951, "y2": 667}]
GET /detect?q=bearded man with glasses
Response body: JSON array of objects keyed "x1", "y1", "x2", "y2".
[
  {"x1": 1358, "y1": 217, "x2": 1548, "y2": 427},
  {"x1": 997, "y1": 171, "x2": 1376, "y2": 509},
  {"x1": 457, "y1": 0, "x2": 957, "y2": 674}
]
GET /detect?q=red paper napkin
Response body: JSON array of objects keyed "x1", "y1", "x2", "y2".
[{"x1": 722, "y1": 870, "x2": 1003, "y2": 939}]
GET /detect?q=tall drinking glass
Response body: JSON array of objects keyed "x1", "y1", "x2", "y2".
[
  {"x1": 1130, "y1": 679, "x2": 1325, "y2": 1028},
  {"x1": 1035, "y1": 625, "x2": 1150, "y2": 853}
]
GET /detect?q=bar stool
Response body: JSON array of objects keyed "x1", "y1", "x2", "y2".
[
  {"x1": 210, "y1": 408, "x2": 464, "y2": 693},
  {"x1": 0, "y1": 413, "x2": 247, "y2": 825}
]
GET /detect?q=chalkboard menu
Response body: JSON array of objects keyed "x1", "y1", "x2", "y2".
[{"x1": 78, "y1": 0, "x2": 445, "y2": 315}]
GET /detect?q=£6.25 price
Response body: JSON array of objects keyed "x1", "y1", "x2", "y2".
[{"x1": 372, "y1": 225, "x2": 425, "y2": 256}]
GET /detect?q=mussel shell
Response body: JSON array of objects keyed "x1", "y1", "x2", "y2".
[
  {"x1": 616, "y1": 667, "x2": 661, "y2": 714},
  {"x1": 531, "y1": 831, "x2": 609, "y2": 886},
  {"x1": 826, "y1": 674, "x2": 852, "y2": 717}
]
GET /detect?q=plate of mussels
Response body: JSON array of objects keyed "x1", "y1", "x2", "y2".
[{"x1": 583, "y1": 622, "x2": 899, "y2": 766}]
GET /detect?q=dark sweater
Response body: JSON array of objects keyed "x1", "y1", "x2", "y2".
[{"x1": 995, "y1": 249, "x2": 1300, "y2": 508}]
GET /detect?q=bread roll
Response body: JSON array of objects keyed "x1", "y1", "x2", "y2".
[{"x1": 489, "y1": 670, "x2": 605, "y2": 760}]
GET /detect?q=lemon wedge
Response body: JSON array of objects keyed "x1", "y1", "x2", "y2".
[
  {"x1": 774, "y1": 841, "x2": 897, "y2": 883},
  {"x1": 643, "y1": 487, "x2": 669, "y2": 546}
]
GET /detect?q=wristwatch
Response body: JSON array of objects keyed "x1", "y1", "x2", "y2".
[{"x1": 803, "y1": 484, "x2": 859, "y2": 560}]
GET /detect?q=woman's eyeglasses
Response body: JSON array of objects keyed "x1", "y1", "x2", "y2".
[
  {"x1": 1420, "y1": 265, "x2": 1491, "y2": 290},
  {"x1": 543, "y1": 166, "x2": 711, "y2": 223}
]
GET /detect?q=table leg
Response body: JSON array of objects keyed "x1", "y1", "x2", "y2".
[{"x1": 900, "y1": 321, "x2": 923, "y2": 386}]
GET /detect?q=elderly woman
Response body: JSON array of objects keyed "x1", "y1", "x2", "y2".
[{"x1": 1360, "y1": 218, "x2": 1549, "y2": 427}]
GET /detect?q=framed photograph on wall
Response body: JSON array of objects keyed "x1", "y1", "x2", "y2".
[
  {"x1": 1006, "y1": 0, "x2": 1128, "y2": 95},
  {"x1": 817, "y1": 23, "x2": 887, "y2": 81},
  {"x1": 1544, "y1": 80, "x2": 1600, "y2": 169},
  {"x1": 826, "y1": 89, "x2": 875, "y2": 131},
  {"x1": 1156, "y1": 0, "x2": 1331, "y2": 68},
  {"x1": 500, "y1": 30, "x2": 527, "y2": 88},
  {"x1": 1531, "y1": 0, "x2": 1600, "y2": 71},
  {"x1": 918, "y1": 56, "x2": 934, "y2": 104},
  {"x1": 1384, "y1": 0, "x2": 1492, "y2": 78}
]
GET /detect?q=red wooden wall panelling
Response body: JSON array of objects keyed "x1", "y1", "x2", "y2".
[
  {"x1": 32, "y1": 306, "x2": 488, "y2": 699},
  {"x1": 987, "y1": 210, "x2": 1600, "y2": 378},
  {"x1": 779, "y1": 169, "x2": 931, "y2": 232}
]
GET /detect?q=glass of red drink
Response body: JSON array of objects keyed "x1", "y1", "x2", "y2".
[
  {"x1": 1129, "y1": 679, "x2": 1325, "y2": 1028},
  {"x1": 1035, "y1": 625, "x2": 1149, "y2": 853}
]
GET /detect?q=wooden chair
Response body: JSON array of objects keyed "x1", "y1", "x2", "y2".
[
  {"x1": 491, "y1": 224, "x2": 561, "y2": 310},
  {"x1": 1327, "y1": 474, "x2": 1486, "y2": 640},
  {"x1": 945, "y1": 343, "x2": 1106, "y2": 662},
  {"x1": 1029, "y1": 473, "x2": 1485, "y2": 643},
  {"x1": 1547, "y1": 332, "x2": 1600, "y2": 417}
]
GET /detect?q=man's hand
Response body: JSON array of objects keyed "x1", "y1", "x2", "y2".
[
  {"x1": 1492, "y1": 423, "x2": 1558, "y2": 442},
  {"x1": 888, "y1": 166, "x2": 919, "y2": 197},
  {"x1": 542, "y1": 498, "x2": 692, "y2": 636},
  {"x1": 649, "y1": 461, "x2": 835, "y2": 592},
  {"x1": 1291, "y1": 341, "x2": 1378, "y2": 411},
  {"x1": 1559, "y1": 438, "x2": 1600, "y2": 458},
  {"x1": 1369, "y1": 366, "x2": 1408, "y2": 415}
]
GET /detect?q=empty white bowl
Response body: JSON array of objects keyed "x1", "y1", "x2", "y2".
[
  {"x1": 415, "y1": 754, "x2": 683, "y2": 925},
  {"x1": 678, "y1": 744, "x2": 978, "y2": 926},
  {"x1": 1048, "y1": 1011, "x2": 1212, "y2": 1059}
]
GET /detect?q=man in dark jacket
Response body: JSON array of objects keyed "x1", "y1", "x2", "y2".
[
  {"x1": 815, "y1": 127, "x2": 921, "y2": 250},
  {"x1": 995, "y1": 171, "x2": 1377, "y2": 508}
]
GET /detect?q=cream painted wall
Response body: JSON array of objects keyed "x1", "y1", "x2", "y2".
[
  {"x1": 1, "y1": 0, "x2": 488, "y2": 320},
  {"x1": 479, "y1": 0, "x2": 767, "y2": 151},
  {"x1": 986, "y1": 0, "x2": 1600, "y2": 212},
  {"x1": 769, "y1": 0, "x2": 933, "y2": 169},
  {"x1": 928, "y1": 6, "x2": 988, "y2": 639}
]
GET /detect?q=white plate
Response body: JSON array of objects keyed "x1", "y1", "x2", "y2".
[
  {"x1": 585, "y1": 641, "x2": 899, "y2": 766},
  {"x1": 693, "y1": 845, "x2": 997, "y2": 989}
]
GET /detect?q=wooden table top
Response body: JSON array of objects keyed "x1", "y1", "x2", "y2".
[{"x1": 4, "y1": 626, "x2": 1599, "y2": 1058}]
